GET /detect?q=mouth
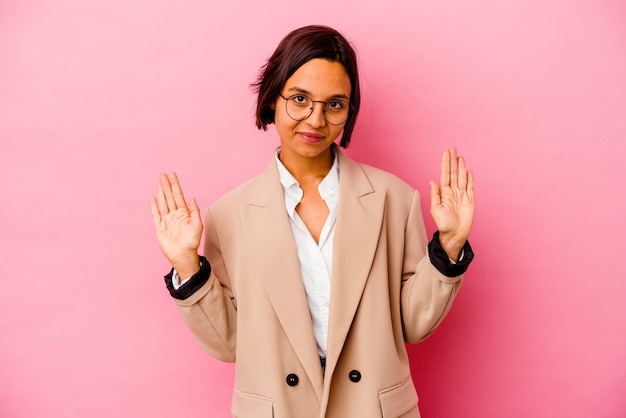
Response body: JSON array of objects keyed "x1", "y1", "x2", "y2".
[{"x1": 298, "y1": 132, "x2": 325, "y2": 144}]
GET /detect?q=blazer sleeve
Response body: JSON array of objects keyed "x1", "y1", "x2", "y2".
[
  {"x1": 400, "y1": 190, "x2": 466, "y2": 344},
  {"x1": 171, "y1": 206, "x2": 238, "y2": 362}
]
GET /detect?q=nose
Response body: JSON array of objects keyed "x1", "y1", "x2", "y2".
[{"x1": 307, "y1": 102, "x2": 327, "y2": 128}]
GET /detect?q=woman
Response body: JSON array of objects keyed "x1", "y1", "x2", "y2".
[{"x1": 151, "y1": 25, "x2": 475, "y2": 418}]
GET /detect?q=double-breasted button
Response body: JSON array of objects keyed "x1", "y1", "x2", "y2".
[
  {"x1": 286, "y1": 373, "x2": 299, "y2": 386},
  {"x1": 348, "y1": 370, "x2": 361, "y2": 383}
]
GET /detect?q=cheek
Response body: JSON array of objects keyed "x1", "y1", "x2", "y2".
[
  {"x1": 274, "y1": 109, "x2": 298, "y2": 134},
  {"x1": 329, "y1": 125, "x2": 345, "y2": 141}
]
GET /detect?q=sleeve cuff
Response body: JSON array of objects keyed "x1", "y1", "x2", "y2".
[
  {"x1": 428, "y1": 231, "x2": 474, "y2": 277},
  {"x1": 164, "y1": 256, "x2": 211, "y2": 300}
]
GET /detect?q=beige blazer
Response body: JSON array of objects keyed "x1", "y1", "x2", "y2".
[{"x1": 174, "y1": 149, "x2": 463, "y2": 418}]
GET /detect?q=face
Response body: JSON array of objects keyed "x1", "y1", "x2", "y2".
[{"x1": 273, "y1": 58, "x2": 352, "y2": 165}]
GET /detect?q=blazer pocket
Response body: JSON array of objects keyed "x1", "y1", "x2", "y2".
[
  {"x1": 231, "y1": 388, "x2": 273, "y2": 418},
  {"x1": 378, "y1": 376, "x2": 419, "y2": 418}
]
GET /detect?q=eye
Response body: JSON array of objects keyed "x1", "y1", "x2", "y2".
[
  {"x1": 327, "y1": 100, "x2": 346, "y2": 111},
  {"x1": 291, "y1": 95, "x2": 309, "y2": 105}
]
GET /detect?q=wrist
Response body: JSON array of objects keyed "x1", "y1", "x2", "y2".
[
  {"x1": 438, "y1": 232, "x2": 467, "y2": 262},
  {"x1": 171, "y1": 253, "x2": 201, "y2": 279}
]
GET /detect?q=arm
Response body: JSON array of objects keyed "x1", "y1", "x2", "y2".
[
  {"x1": 401, "y1": 148, "x2": 475, "y2": 343},
  {"x1": 171, "y1": 207, "x2": 237, "y2": 362},
  {"x1": 400, "y1": 192, "x2": 465, "y2": 343},
  {"x1": 150, "y1": 173, "x2": 237, "y2": 361}
]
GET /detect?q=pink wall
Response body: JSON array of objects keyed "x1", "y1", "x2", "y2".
[{"x1": 1, "y1": 0, "x2": 625, "y2": 416}]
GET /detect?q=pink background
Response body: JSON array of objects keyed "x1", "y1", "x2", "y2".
[{"x1": 2, "y1": 0, "x2": 625, "y2": 416}]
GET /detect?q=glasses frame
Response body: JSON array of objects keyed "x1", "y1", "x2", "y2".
[{"x1": 278, "y1": 93, "x2": 352, "y2": 126}]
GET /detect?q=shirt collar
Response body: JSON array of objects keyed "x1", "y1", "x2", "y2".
[{"x1": 274, "y1": 148, "x2": 340, "y2": 217}]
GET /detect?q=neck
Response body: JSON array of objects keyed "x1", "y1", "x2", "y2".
[{"x1": 279, "y1": 147, "x2": 335, "y2": 184}]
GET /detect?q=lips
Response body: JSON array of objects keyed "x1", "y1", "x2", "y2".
[{"x1": 298, "y1": 132, "x2": 325, "y2": 144}]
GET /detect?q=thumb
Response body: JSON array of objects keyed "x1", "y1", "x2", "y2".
[
  {"x1": 429, "y1": 181, "x2": 441, "y2": 208},
  {"x1": 188, "y1": 198, "x2": 203, "y2": 226}
]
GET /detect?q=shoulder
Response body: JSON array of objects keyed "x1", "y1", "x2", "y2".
[
  {"x1": 208, "y1": 174, "x2": 263, "y2": 213},
  {"x1": 207, "y1": 158, "x2": 279, "y2": 216},
  {"x1": 359, "y1": 162, "x2": 414, "y2": 192},
  {"x1": 340, "y1": 152, "x2": 417, "y2": 198}
]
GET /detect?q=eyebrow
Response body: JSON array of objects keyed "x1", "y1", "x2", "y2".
[{"x1": 286, "y1": 87, "x2": 350, "y2": 101}]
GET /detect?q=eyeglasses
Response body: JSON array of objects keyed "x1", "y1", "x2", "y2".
[{"x1": 279, "y1": 93, "x2": 351, "y2": 125}]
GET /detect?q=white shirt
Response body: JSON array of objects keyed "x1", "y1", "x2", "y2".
[{"x1": 275, "y1": 150, "x2": 339, "y2": 358}]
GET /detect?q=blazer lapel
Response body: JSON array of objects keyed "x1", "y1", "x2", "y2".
[
  {"x1": 239, "y1": 159, "x2": 324, "y2": 401},
  {"x1": 325, "y1": 150, "x2": 385, "y2": 379}
]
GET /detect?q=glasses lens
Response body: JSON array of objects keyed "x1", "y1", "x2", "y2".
[
  {"x1": 285, "y1": 95, "x2": 350, "y2": 125},
  {"x1": 286, "y1": 95, "x2": 313, "y2": 121},
  {"x1": 324, "y1": 100, "x2": 350, "y2": 125}
]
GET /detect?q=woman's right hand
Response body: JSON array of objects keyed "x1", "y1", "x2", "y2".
[{"x1": 150, "y1": 172, "x2": 204, "y2": 278}]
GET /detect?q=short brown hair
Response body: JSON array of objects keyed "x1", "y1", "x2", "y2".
[{"x1": 252, "y1": 25, "x2": 361, "y2": 148}]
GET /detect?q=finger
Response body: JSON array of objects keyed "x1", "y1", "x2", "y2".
[
  {"x1": 440, "y1": 149, "x2": 451, "y2": 188},
  {"x1": 457, "y1": 155, "x2": 468, "y2": 191},
  {"x1": 160, "y1": 172, "x2": 178, "y2": 212},
  {"x1": 156, "y1": 176, "x2": 170, "y2": 214},
  {"x1": 467, "y1": 170, "x2": 475, "y2": 200},
  {"x1": 449, "y1": 147, "x2": 458, "y2": 188},
  {"x1": 167, "y1": 172, "x2": 188, "y2": 210}
]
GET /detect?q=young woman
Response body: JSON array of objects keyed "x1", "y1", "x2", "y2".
[{"x1": 151, "y1": 25, "x2": 475, "y2": 418}]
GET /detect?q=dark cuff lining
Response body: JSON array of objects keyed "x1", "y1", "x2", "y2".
[
  {"x1": 428, "y1": 231, "x2": 475, "y2": 277},
  {"x1": 164, "y1": 256, "x2": 211, "y2": 300}
]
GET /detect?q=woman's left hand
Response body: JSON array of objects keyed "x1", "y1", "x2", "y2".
[{"x1": 429, "y1": 147, "x2": 475, "y2": 261}]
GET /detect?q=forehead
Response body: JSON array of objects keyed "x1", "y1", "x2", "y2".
[{"x1": 283, "y1": 58, "x2": 351, "y2": 97}]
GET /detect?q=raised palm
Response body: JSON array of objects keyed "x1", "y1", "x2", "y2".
[
  {"x1": 150, "y1": 172, "x2": 203, "y2": 276},
  {"x1": 429, "y1": 148, "x2": 475, "y2": 260}
]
